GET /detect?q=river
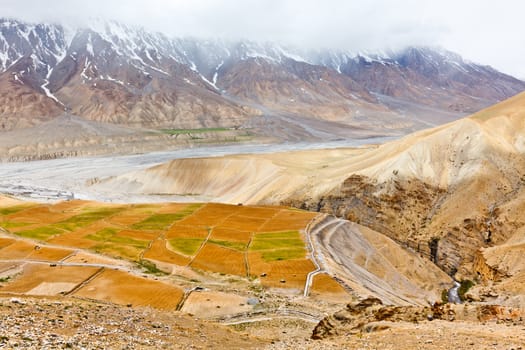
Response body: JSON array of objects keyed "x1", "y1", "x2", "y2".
[{"x1": 0, "y1": 137, "x2": 395, "y2": 203}]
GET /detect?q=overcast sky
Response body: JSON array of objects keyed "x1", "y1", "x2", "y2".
[{"x1": 3, "y1": 0, "x2": 524, "y2": 78}]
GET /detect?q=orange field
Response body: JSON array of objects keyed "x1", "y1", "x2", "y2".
[
  {"x1": 0, "y1": 237, "x2": 15, "y2": 249},
  {"x1": 0, "y1": 240, "x2": 37, "y2": 259},
  {"x1": 0, "y1": 263, "x2": 100, "y2": 294},
  {"x1": 46, "y1": 231, "x2": 100, "y2": 249},
  {"x1": 116, "y1": 229, "x2": 160, "y2": 241},
  {"x1": 217, "y1": 214, "x2": 268, "y2": 232},
  {"x1": 73, "y1": 269, "x2": 183, "y2": 310},
  {"x1": 209, "y1": 227, "x2": 252, "y2": 243},
  {"x1": 259, "y1": 210, "x2": 317, "y2": 232},
  {"x1": 166, "y1": 224, "x2": 209, "y2": 239},
  {"x1": 191, "y1": 243, "x2": 247, "y2": 276},
  {"x1": 6, "y1": 205, "x2": 73, "y2": 226},
  {"x1": 237, "y1": 205, "x2": 282, "y2": 219},
  {"x1": 155, "y1": 203, "x2": 196, "y2": 214},
  {"x1": 1, "y1": 200, "x2": 320, "y2": 294},
  {"x1": 175, "y1": 203, "x2": 240, "y2": 226},
  {"x1": 249, "y1": 252, "x2": 315, "y2": 290},
  {"x1": 46, "y1": 199, "x2": 92, "y2": 212},
  {"x1": 26, "y1": 246, "x2": 74, "y2": 262},
  {"x1": 310, "y1": 273, "x2": 349, "y2": 295},
  {"x1": 63, "y1": 251, "x2": 129, "y2": 267},
  {"x1": 143, "y1": 238, "x2": 191, "y2": 266},
  {"x1": 106, "y1": 210, "x2": 155, "y2": 226}
]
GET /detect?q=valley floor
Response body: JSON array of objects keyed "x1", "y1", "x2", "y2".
[{"x1": 0, "y1": 138, "x2": 393, "y2": 203}]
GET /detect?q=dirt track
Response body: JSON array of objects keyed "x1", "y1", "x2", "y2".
[{"x1": 308, "y1": 215, "x2": 452, "y2": 305}]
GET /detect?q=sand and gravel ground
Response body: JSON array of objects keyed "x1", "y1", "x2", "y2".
[{"x1": 0, "y1": 296, "x2": 266, "y2": 349}]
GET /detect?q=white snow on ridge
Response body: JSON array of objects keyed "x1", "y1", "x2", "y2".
[
  {"x1": 86, "y1": 33, "x2": 94, "y2": 56},
  {"x1": 41, "y1": 63, "x2": 65, "y2": 106},
  {"x1": 277, "y1": 47, "x2": 309, "y2": 63},
  {"x1": 13, "y1": 73, "x2": 23, "y2": 84},
  {"x1": 81, "y1": 58, "x2": 91, "y2": 82},
  {"x1": 212, "y1": 60, "x2": 224, "y2": 87},
  {"x1": 199, "y1": 73, "x2": 218, "y2": 90},
  {"x1": 41, "y1": 80, "x2": 64, "y2": 106},
  {"x1": 187, "y1": 59, "x2": 218, "y2": 90},
  {"x1": 102, "y1": 75, "x2": 126, "y2": 86}
]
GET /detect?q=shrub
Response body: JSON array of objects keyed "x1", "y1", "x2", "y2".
[{"x1": 458, "y1": 280, "x2": 475, "y2": 301}]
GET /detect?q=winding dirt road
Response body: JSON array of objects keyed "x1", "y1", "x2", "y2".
[{"x1": 306, "y1": 215, "x2": 452, "y2": 306}]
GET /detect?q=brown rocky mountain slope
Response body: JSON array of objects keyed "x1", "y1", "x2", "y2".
[{"x1": 0, "y1": 18, "x2": 523, "y2": 142}]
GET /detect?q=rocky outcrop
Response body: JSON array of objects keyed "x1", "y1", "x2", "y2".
[{"x1": 312, "y1": 297, "x2": 525, "y2": 340}]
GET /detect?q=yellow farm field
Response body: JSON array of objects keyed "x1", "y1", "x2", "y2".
[
  {"x1": 155, "y1": 202, "x2": 196, "y2": 214},
  {"x1": 63, "y1": 251, "x2": 131, "y2": 267},
  {"x1": 0, "y1": 240, "x2": 37, "y2": 259},
  {"x1": 74, "y1": 269, "x2": 183, "y2": 310},
  {"x1": 1, "y1": 200, "x2": 320, "y2": 292},
  {"x1": 310, "y1": 273, "x2": 349, "y2": 296},
  {"x1": 5, "y1": 205, "x2": 74, "y2": 226},
  {"x1": 26, "y1": 246, "x2": 74, "y2": 262},
  {"x1": 46, "y1": 230, "x2": 101, "y2": 249},
  {"x1": 143, "y1": 239, "x2": 191, "y2": 266},
  {"x1": 217, "y1": 214, "x2": 268, "y2": 232},
  {"x1": 237, "y1": 205, "x2": 282, "y2": 218},
  {"x1": 106, "y1": 210, "x2": 155, "y2": 226},
  {"x1": 259, "y1": 210, "x2": 317, "y2": 232},
  {"x1": 209, "y1": 227, "x2": 252, "y2": 244},
  {"x1": 0, "y1": 263, "x2": 100, "y2": 295},
  {"x1": 249, "y1": 252, "x2": 315, "y2": 290},
  {"x1": 175, "y1": 203, "x2": 241, "y2": 226},
  {"x1": 0, "y1": 237, "x2": 15, "y2": 249},
  {"x1": 116, "y1": 229, "x2": 160, "y2": 241},
  {"x1": 166, "y1": 224, "x2": 209, "y2": 239},
  {"x1": 46, "y1": 199, "x2": 93, "y2": 212},
  {"x1": 191, "y1": 243, "x2": 246, "y2": 277}
]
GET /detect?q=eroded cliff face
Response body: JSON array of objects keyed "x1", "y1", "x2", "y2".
[
  {"x1": 311, "y1": 297, "x2": 525, "y2": 340},
  {"x1": 284, "y1": 173, "x2": 521, "y2": 280}
]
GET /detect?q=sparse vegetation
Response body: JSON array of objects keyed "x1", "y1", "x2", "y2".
[
  {"x1": 0, "y1": 205, "x2": 35, "y2": 216},
  {"x1": 92, "y1": 243, "x2": 144, "y2": 260},
  {"x1": 54, "y1": 207, "x2": 124, "y2": 231},
  {"x1": 261, "y1": 248, "x2": 305, "y2": 261},
  {"x1": 0, "y1": 221, "x2": 32, "y2": 229},
  {"x1": 168, "y1": 238, "x2": 204, "y2": 256},
  {"x1": 441, "y1": 289, "x2": 449, "y2": 303},
  {"x1": 208, "y1": 239, "x2": 247, "y2": 251},
  {"x1": 85, "y1": 228, "x2": 120, "y2": 241},
  {"x1": 137, "y1": 259, "x2": 167, "y2": 275},
  {"x1": 458, "y1": 280, "x2": 475, "y2": 301},
  {"x1": 17, "y1": 226, "x2": 64, "y2": 241},
  {"x1": 87, "y1": 228, "x2": 149, "y2": 250},
  {"x1": 250, "y1": 230, "x2": 306, "y2": 261},
  {"x1": 161, "y1": 127, "x2": 231, "y2": 135},
  {"x1": 132, "y1": 204, "x2": 201, "y2": 230}
]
